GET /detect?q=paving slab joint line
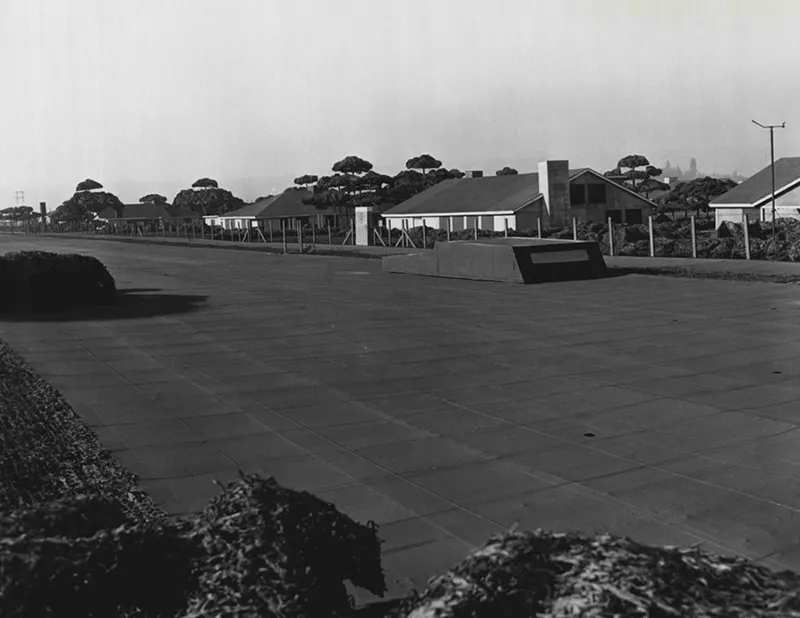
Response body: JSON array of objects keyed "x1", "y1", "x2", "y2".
[{"x1": 401, "y1": 392, "x2": 800, "y2": 546}]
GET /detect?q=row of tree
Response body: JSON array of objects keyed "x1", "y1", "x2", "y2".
[
  {"x1": 25, "y1": 152, "x2": 739, "y2": 223},
  {"x1": 47, "y1": 178, "x2": 245, "y2": 222}
]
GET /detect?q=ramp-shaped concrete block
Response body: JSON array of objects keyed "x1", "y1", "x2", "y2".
[{"x1": 382, "y1": 238, "x2": 607, "y2": 284}]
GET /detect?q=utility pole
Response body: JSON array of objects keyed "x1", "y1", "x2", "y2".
[{"x1": 752, "y1": 120, "x2": 786, "y2": 239}]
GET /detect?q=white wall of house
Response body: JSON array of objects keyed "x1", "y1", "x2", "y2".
[
  {"x1": 714, "y1": 206, "x2": 762, "y2": 227},
  {"x1": 384, "y1": 213, "x2": 516, "y2": 232},
  {"x1": 493, "y1": 215, "x2": 515, "y2": 231}
]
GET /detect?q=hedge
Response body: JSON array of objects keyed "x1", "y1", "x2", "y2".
[{"x1": 0, "y1": 250, "x2": 116, "y2": 312}]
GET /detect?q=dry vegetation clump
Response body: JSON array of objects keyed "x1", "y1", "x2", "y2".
[{"x1": 391, "y1": 529, "x2": 800, "y2": 618}]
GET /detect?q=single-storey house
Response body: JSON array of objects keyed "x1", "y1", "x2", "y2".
[
  {"x1": 214, "y1": 187, "x2": 343, "y2": 230},
  {"x1": 711, "y1": 157, "x2": 800, "y2": 226},
  {"x1": 381, "y1": 160, "x2": 655, "y2": 232}
]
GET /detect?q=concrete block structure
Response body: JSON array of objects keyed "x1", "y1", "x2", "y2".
[
  {"x1": 382, "y1": 159, "x2": 655, "y2": 233},
  {"x1": 382, "y1": 237, "x2": 608, "y2": 284}
]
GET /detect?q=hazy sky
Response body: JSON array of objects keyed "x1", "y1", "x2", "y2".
[{"x1": 3, "y1": 0, "x2": 800, "y2": 207}]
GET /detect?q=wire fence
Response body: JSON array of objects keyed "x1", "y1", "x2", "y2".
[{"x1": 0, "y1": 212, "x2": 777, "y2": 261}]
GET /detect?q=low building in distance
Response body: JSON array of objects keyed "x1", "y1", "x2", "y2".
[{"x1": 381, "y1": 160, "x2": 655, "y2": 232}]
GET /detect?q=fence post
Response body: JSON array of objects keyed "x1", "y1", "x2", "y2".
[
  {"x1": 743, "y1": 213, "x2": 751, "y2": 260},
  {"x1": 327, "y1": 222, "x2": 332, "y2": 245},
  {"x1": 311, "y1": 223, "x2": 316, "y2": 248},
  {"x1": 691, "y1": 215, "x2": 697, "y2": 258},
  {"x1": 446, "y1": 218, "x2": 451, "y2": 242},
  {"x1": 648, "y1": 215, "x2": 655, "y2": 257},
  {"x1": 572, "y1": 217, "x2": 578, "y2": 241},
  {"x1": 422, "y1": 221, "x2": 427, "y2": 248},
  {"x1": 608, "y1": 217, "x2": 614, "y2": 256},
  {"x1": 282, "y1": 221, "x2": 287, "y2": 253},
  {"x1": 537, "y1": 217, "x2": 542, "y2": 239}
]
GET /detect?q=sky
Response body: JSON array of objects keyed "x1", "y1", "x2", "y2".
[{"x1": 3, "y1": 0, "x2": 800, "y2": 209}]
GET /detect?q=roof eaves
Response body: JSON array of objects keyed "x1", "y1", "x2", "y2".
[
  {"x1": 510, "y1": 194, "x2": 543, "y2": 213},
  {"x1": 751, "y1": 176, "x2": 800, "y2": 208},
  {"x1": 383, "y1": 210, "x2": 517, "y2": 217}
]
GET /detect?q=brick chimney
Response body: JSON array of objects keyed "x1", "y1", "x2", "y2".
[
  {"x1": 464, "y1": 170, "x2": 483, "y2": 178},
  {"x1": 537, "y1": 160, "x2": 570, "y2": 227}
]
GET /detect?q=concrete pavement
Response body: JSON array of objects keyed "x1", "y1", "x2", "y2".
[{"x1": 4, "y1": 235, "x2": 800, "y2": 603}]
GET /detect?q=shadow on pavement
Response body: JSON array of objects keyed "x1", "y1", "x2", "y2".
[{"x1": 0, "y1": 288, "x2": 209, "y2": 322}]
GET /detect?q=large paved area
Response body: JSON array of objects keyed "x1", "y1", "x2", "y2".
[{"x1": 4, "y1": 236, "x2": 800, "y2": 600}]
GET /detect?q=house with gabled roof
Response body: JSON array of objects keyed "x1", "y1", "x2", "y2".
[
  {"x1": 381, "y1": 160, "x2": 655, "y2": 233},
  {"x1": 710, "y1": 157, "x2": 800, "y2": 226},
  {"x1": 213, "y1": 187, "x2": 336, "y2": 230}
]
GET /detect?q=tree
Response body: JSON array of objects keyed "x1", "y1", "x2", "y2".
[
  {"x1": 636, "y1": 177, "x2": 670, "y2": 199},
  {"x1": 303, "y1": 156, "x2": 376, "y2": 210},
  {"x1": 139, "y1": 193, "x2": 168, "y2": 204},
  {"x1": 0, "y1": 206, "x2": 35, "y2": 220},
  {"x1": 406, "y1": 154, "x2": 442, "y2": 175},
  {"x1": 191, "y1": 177, "x2": 219, "y2": 189},
  {"x1": 55, "y1": 179, "x2": 124, "y2": 221},
  {"x1": 75, "y1": 178, "x2": 103, "y2": 192},
  {"x1": 661, "y1": 176, "x2": 737, "y2": 214},
  {"x1": 496, "y1": 166, "x2": 519, "y2": 176},
  {"x1": 606, "y1": 155, "x2": 662, "y2": 191},
  {"x1": 293, "y1": 174, "x2": 319, "y2": 188},
  {"x1": 172, "y1": 187, "x2": 243, "y2": 216},
  {"x1": 50, "y1": 201, "x2": 96, "y2": 223},
  {"x1": 332, "y1": 155, "x2": 373, "y2": 176}
]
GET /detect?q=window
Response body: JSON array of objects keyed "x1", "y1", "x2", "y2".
[
  {"x1": 570, "y1": 184, "x2": 586, "y2": 205},
  {"x1": 625, "y1": 209, "x2": 643, "y2": 224},
  {"x1": 587, "y1": 184, "x2": 607, "y2": 204},
  {"x1": 606, "y1": 209, "x2": 623, "y2": 223}
]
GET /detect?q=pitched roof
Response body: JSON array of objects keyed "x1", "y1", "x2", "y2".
[
  {"x1": 384, "y1": 172, "x2": 544, "y2": 216},
  {"x1": 711, "y1": 157, "x2": 800, "y2": 206},
  {"x1": 96, "y1": 203, "x2": 172, "y2": 220},
  {"x1": 221, "y1": 187, "x2": 318, "y2": 219},
  {"x1": 219, "y1": 195, "x2": 279, "y2": 218},
  {"x1": 383, "y1": 168, "x2": 645, "y2": 216}
]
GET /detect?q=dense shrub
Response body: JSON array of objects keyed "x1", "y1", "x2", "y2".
[
  {"x1": 0, "y1": 251, "x2": 116, "y2": 312},
  {"x1": 0, "y1": 473, "x2": 386, "y2": 618},
  {"x1": 392, "y1": 530, "x2": 800, "y2": 618},
  {"x1": 0, "y1": 520, "x2": 198, "y2": 618},
  {"x1": 184, "y1": 471, "x2": 386, "y2": 617}
]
